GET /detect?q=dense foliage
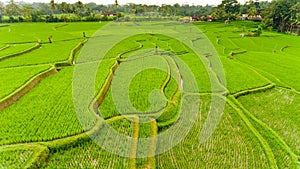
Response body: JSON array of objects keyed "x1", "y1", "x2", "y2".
[{"x1": 0, "y1": 0, "x2": 299, "y2": 34}]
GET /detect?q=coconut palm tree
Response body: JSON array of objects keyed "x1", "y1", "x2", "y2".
[{"x1": 50, "y1": 0, "x2": 55, "y2": 14}]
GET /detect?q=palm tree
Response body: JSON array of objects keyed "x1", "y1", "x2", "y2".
[
  {"x1": 60, "y1": 2, "x2": 69, "y2": 22},
  {"x1": 5, "y1": 0, "x2": 20, "y2": 18},
  {"x1": 173, "y1": 3, "x2": 180, "y2": 16},
  {"x1": 74, "y1": 1, "x2": 83, "y2": 16},
  {"x1": 60, "y1": 2, "x2": 68, "y2": 14},
  {"x1": 49, "y1": 0, "x2": 55, "y2": 15}
]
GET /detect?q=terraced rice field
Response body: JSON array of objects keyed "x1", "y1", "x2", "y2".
[{"x1": 0, "y1": 20, "x2": 299, "y2": 168}]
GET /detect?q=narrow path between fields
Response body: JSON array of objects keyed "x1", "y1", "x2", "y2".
[{"x1": 1, "y1": 34, "x2": 297, "y2": 169}]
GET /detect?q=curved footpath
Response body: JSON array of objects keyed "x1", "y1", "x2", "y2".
[{"x1": 0, "y1": 36, "x2": 299, "y2": 169}]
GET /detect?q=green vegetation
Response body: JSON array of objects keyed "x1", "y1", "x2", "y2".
[
  {"x1": 44, "y1": 140, "x2": 131, "y2": 168},
  {"x1": 0, "y1": 149, "x2": 33, "y2": 168},
  {"x1": 157, "y1": 98, "x2": 270, "y2": 168},
  {"x1": 0, "y1": 43, "x2": 36, "y2": 58},
  {"x1": 0, "y1": 19, "x2": 299, "y2": 169},
  {"x1": 0, "y1": 65, "x2": 49, "y2": 99},
  {"x1": 0, "y1": 68, "x2": 85, "y2": 144},
  {"x1": 238, "y1": 88, "x2": 300, "y2": 156}
]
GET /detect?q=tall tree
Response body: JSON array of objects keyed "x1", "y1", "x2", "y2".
[
  {"x1": 222, "y1": 0, "x2": 240, "y2": 14},
  {"x1": 290, "y1": 2, "x2": 300, "y2": 34},
  {"x1": 21, "y1": 4, "x2": 35, "y2": 20},
  {"x1": 263, "y1": 0, "x2": 296, "y2": 32},
  {"x1": 74, "y1": 1, "x2": 84, "y2": 16},
  {"x1": 0, "y1": 2, "x2": 4, "y2": 22},
  {"x1": 0, "y1": 2, "x2": 4, "y2": 15},
  {"x1": 60, "y1": 2, "x2": 68, "y2": 14},
  {"x1": 49, "y1": 0, "x2": 55, "y2": 14},
  {"x1": 248, "y1": 6, "x2": 258, "y2": 18},
  {"x1": 5, "y1": 0, "x2": 20, "y2": 17},
  {"x1": 212, "y1": 0, "x2": 240, "y2": 21},
  {"x1": 173, "y1": 3, "x2": 180, "y2": 16},
  {"x1": 211, "y1": 6, "x2": 226, "y2": 21}
]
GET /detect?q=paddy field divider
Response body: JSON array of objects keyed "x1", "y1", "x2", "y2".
[{"x1": 0, "y1": 43, "x2": 41, "y2": 62}]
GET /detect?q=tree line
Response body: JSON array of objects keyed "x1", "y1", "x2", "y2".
[
  {"x1": 0, "y1": 0, "x2": 213, "y2": 22},
  {"x1": 211, "y1": 0, "x2": 299, "y2": 33},
  {"x1": 0, "y1": 0, "x2": 299, "y2": 33}
]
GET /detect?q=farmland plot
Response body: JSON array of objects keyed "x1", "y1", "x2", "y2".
[
  {"x1": 0, "y1": 65, "x2": 50, "y2": 99},
  {"x1": 238, "y1": 88, "x2": 300, "y2": 156},
  {"x1": 157, "y1": 97, "x2": 270, "y2": 169},
  {"x1": 0, "y1": 20, "x2": 299, "y2": 169}
]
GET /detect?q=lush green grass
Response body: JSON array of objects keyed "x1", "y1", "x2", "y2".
[{"x1": 0, "y1": 65, "x2": 49, "y2": 99}]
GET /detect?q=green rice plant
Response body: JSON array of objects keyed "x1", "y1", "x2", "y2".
[
  {"x1": 54, "y1": 22, "x2": 108, "y2": 38},
  {"x1": 230, "y1": 95, "x2": 298, "y2": 168},
  {"x1": 194, "y1": 21, "x2": 300, "y2": 92},
  {"x1": 168, "y1": 39, "x2": 188, "y2": 55},
  {"x1": 0, "y1": 39, "x2": 83, "y2": 68},
  {"x1": 0, "y1": 43, "x2": 37, "y2": 58},
  {"x1": 0, "y1": 22, "x2": 107, "y2": 44},
  {"x1": 103, "y1": 37, "x2": 142, "y2": 59},
  {"x1": 163, "y1": 73, "x2": 178, "y2": 100},
  {"x1": 129, "y1": 68, "x2": 168, "y2": 112},
  {"x1": 43, "y1": 139, "x2": 131, "y2": 168},
  {"x1": 221, "y1": 58, "x2": 271, "y2": 94},
  {"x1": 172, "y1": 53, "x2": 213, "y2": 93},
  {"x1": 235, "y1": 51, "x2": 300, "y2": 91},
  {"x1": 238, "y1": 88, "x2": 300, "y2": 156},
  {"x1": 1, "y1": 21, "x2": 299, "y2": 168},
  {"x1": 108, "y1": 117, "x2": 134, "y2": 137},
  {"x1": 0, "y1": 149, "x2": 33, "y2": 168},
  {"x1": 156, "y1": 96, "x2": 270, "y2": 168},
  {"x1": 0, "y1": 65, "x2": 50, "y2": 99},
  {"x1": 0, "y1": 67, "x2": 90, "y2": 145},
  {"x1": 0, "y1": 22, "x2": 106, "y2": 68},
  {"x1": 136, "y1": 117, "x2": 152, "y2": 168},
  {"x1": 98, "y1": 88, "x2": 121, "y2": 119},
  {"x1": 150, "y1": 35, "x2": 170, "y2": 50}
]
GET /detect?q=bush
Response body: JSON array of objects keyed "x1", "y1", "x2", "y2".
[{"x1": 247, "y1": 25, "x2": 262, "y2": 37}]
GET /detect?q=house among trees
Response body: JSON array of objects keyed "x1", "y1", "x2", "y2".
[
  {"x1": 242, "y1": 14, "x2": 248, "y2": 20},
  {"x1": 106, "y1": 12, "x2": 117, "y2": 17},
  {"x1": 191, "y1": 16, "x2": 198, "y2": 21},
  {"x1": 183, "y1": 17, "x2": 190, "y2": 23},
  {"x1": 291, "y1": 25, "x2": 300, "y2": 36},
  {"x1": 207, "y1": 15, "x2": 212, "y2": 22},
  {"x1": 241, "y1": 13, "x2": 262, "y2": 21}
]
